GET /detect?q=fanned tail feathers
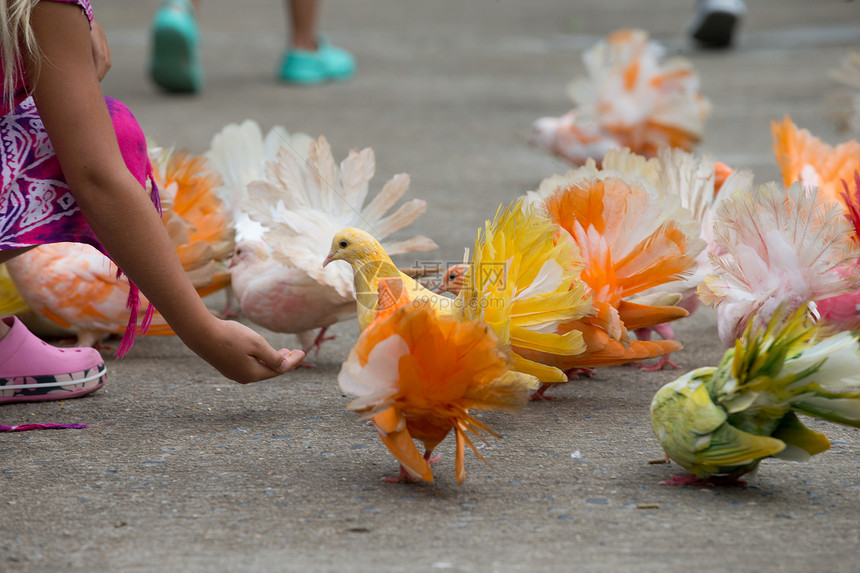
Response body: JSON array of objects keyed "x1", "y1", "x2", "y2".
[
  {"x1": 542, "y1": 172, "x2": 702, "y2": 306},
  {"x1": 456, "y1": 198, "x2": 592, "y2": 383},
  {"x1": 771, "y1": 116, "x2": 860, "y2": 207},
  {"x1": 699, "y1": 181, "x2": 860, "y2": 344},
  {"x1": 205, "y1": 119, "x2": 313, "y2": 242},
  {"x1": 150, "y1": 146, "x2": 235, "y2": 296},
  {"x1": 242, "y1": 136, "x2": 437, "y2": 300}
]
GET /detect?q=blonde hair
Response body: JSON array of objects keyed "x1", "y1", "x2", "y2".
[{"x1": 1, "y1": 0, "x2": 40, "y2": 111}]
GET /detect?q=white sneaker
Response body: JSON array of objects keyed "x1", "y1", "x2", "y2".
[{"x1": 689, "y1": 0, "x2": 746, "y2": 48}]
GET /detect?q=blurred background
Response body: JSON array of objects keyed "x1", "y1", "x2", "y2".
[{"x1": 97, "y1": 0, "x2": 860, "y2": 263}]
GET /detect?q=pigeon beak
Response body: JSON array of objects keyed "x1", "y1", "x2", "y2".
[
  {"x1": 322, "y1": 252, "x2": 335, "y2": 267},
  {"x1": 434, "y1": 283, "x2": 446, "y2": 294}
]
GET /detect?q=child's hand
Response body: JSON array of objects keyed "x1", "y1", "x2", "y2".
[{"x1": 191, "y1": 317, "x2": 306, "y2": 384}]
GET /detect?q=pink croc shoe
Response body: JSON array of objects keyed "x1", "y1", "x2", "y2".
[{"x1": 0, "y1": 317, "x2": 106, "y2": 404}]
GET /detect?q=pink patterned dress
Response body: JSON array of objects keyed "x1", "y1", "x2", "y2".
[{"x1": 0, "y1": 0, "x2": 159, "y2": 353}]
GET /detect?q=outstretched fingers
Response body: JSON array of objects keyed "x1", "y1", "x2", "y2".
[{"x1": 274, "y1": 348, "x2": 306, "y2": 372}]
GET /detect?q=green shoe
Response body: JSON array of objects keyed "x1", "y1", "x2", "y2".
[
  {"x1": 149, "y1": 0, "x2": 203, "y2": 93},
  {"x1": 278, "y1": 38, "x2": 356, "y2": 85}
]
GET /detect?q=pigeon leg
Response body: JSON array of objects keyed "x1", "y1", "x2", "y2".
[
  {"x1": 660, "y1": 473, "x2": 749, "y2": 487},
  {"x1": 383, "y1": 465, "x2": 423, "y2": 484},
  {"x1": 634, "y1": 323, "x2": 681, "y2": 371},
  {"x1": 564, "y1": 367, "x2": 596, "y2": 379},
  {"x1": 424, "y1": 449, "x2": 441, "y2": 464},
  {"x1": 303, "y1": 327, "x2": 336, "y2": 355},
  {"x1": 220, "y1": 290, "x2": 240, "y2": 319},
  {"x1": 529, "y1": 383, "x2": 558, "y2": 401},
  {"x1": 639, "y1": 354, "x2": 681, "y2": 372}
]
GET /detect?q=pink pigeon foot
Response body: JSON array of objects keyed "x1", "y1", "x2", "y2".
[
  {"x1": 660, "y1": 473, "x2": 749, "y2": 487},
  {"x1": 219, "y1": 290, "x2": 241, "y2": 319},
  {"x1": 637, "y1": 354, "x2": 682, "y2": 372},
  {"x1": 633, "y1": 323, "x2": 680, "y2": 370},
  {"x1": 292, "y1": 327, "x2": 338, "y2": 367},
  {"x1": 382, "y1": 450, "x2": 440, "y2": 482},
  {"x1": 219, "y1": 304, "x2": 240, "y2": 320},
  {"x1": 634, "y1": 323, "x2": 677, "y2": 343},
  {"x1": 383, "y1": 465, "x2": 423, "y2": 483},
  {"x1": 564, "y1": 367, "x2": 596, "y2": 379},
  {"x1": 303, "y1": 327, "x2": 336, "y2": 355},
  {"x1": 529, "y1": 383, "x2": 560, "y2": 401}
]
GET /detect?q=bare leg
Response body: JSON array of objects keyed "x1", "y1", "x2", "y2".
[
  {"x1": 633, "y1": 327, "x2": 653, "y2": 342},
  {"x1": 0, "y1": 247, "x2": 34, "y2": 265},
  {"x1": 278, "y1": 0, "x2": 354, "y2": 84},
  {"x1": 287, "y1": 0, "x2": 319, "y2": 50},
  {"x1": 651, "y1": 323, "x2": 676, "y2": 341},
  {"x1": 0, "y1": 248, "x2": 32, "y2": 343},
  {"x1": 531, "y1": 366, "x2": 598, "y2": 399}
]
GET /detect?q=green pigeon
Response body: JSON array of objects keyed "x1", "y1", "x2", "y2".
[{"x1": 650, "y1": 307, "x2": 860, "y2": 485}]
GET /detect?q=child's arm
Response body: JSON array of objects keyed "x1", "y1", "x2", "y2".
[{"x1": 25, "y1": 2, "x2": 304, "y2": 383}]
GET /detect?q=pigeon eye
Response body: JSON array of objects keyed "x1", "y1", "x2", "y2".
[
  {"x1": 448, "y1": 273, "x2": 456, "y2": 280},
  {"x1": 339, "y1": 240, "x2": 348, "y2": 249}
]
